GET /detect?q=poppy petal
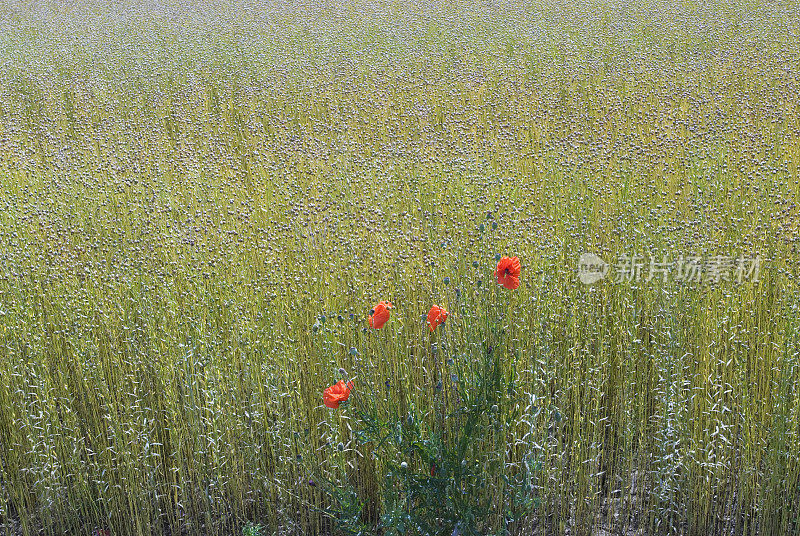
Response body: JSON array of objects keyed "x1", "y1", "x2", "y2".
[
  {"x1": 496, "y1": 256, "x2": 521, "y2": 288},
  {"x1": 369, "y1": 301, "x2": 392, "y2": 329},
  {"x1": 324, "y1": 380, "x2": 353, "y2": 408}
]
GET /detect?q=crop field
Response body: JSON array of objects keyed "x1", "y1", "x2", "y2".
[{"x1": 1, "y1": 0, "x2": 799, "y2": 535}]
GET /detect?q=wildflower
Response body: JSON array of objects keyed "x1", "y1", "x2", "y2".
[
  {"x1": 323, "y1": 380, "x2": 354, "y2": 409},
  {"x1": 427, "y1": 304, "x2": 448, "y2": 332},
  {"x1": 443, "y1": 276, "x2": 450, "y2": 285},
  {"x1": 368, "y1": 301, "x2": 392, "y2": 329},
  {"x1": 495, "y1": 256, "x2": 521, "y2": 289},
  {"x1": 400, "y1": 461, "x2": 408, "y2": 470}
]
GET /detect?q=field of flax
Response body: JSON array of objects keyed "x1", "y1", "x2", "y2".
[{"x1": 1, "y1": 0, "x2": 799, "y2": 535}]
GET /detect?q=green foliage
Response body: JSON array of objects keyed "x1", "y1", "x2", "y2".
[
  {"x1": 242, "y1": 522, "x2": 265, "y2": 536},
  {"x1": 320, "y1": 303, "x2": 540, "y2": 536}
]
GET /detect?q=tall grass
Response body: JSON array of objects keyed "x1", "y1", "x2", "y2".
[{"x1": 1, "y1": 0, "x2": 799, "y2": 534}]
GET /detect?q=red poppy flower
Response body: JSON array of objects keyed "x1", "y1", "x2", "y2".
[
  {"x1": 495, "y1": 256, "x2": 521, "y2": 289},
  {"x1": 427, "y1": 305, "x2": 448, "y2": 332},
  {"x1": 323, "y1": 380, "x2": 354, "y2": 409},
  {"x1": 368, "y1": 301, "x2": 392, "y2": 329}
]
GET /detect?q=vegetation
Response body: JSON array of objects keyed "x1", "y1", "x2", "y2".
[{"x1": 0, "y1": 0, "x2": 798, "y2": 534}]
